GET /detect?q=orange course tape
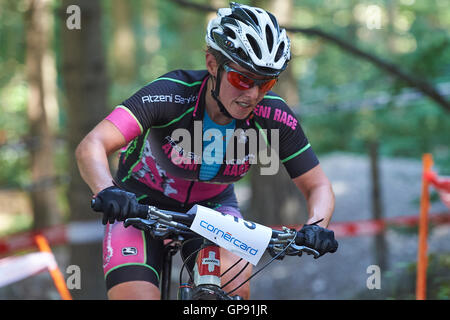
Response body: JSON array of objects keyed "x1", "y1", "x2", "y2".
[{"x1": 34, "y1": 234, "x2": 72, "y2": 300}]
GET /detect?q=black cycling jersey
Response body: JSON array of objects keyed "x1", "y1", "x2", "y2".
[{"x1": 106, "y1": 69, "x2": 318, "y2": 206}]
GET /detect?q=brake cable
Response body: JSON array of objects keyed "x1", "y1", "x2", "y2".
[
  {"x1": 224, "y1": 233, "x2": 297, "y2": 296},
  {"x1": 178, "y1": 238, "x2": 203, "y2": 285},
  {"x1": 220, "y1": 261, "x2": 250, "y2": 290}
]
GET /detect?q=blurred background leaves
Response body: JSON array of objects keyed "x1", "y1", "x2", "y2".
[{"x1": 0, "y1": 0, "x2": 448, "y2": 299}]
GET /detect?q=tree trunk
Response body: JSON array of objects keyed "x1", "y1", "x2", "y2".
[
  {"x1": 249, "y1": 0, "x2": 308, "y2": 226},
  {"x1": 111, "y1": 0, "x2": 136, "y2": 83},
  {"x1": 25, "y1": 0, "x2": 61, "y2": 230},
  {"x1": 368, "y1": 141, "x2": 387, "y2": 270},
  {"x1": 61, "y1": 0, "x2": 109, "y2": 299},
  {"x1": 368, "y1": 0, "x2": 399, "y2": 271}
]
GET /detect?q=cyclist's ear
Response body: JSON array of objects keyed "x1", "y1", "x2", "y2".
[{"x1": 206, "y1": 52, "x2": 219, "y2": 78}]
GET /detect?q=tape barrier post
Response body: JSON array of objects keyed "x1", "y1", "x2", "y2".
[
  {"x1": 34, "y1": 234, "x2": 72, "y2": 300},
  {"x1": 416, "y1": 153, "x2": 433, "y2": 300}
]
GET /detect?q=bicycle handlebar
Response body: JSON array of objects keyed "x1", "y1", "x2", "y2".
[{"x1": 91, "y1": 197, "x2": 319, "y2": 258}]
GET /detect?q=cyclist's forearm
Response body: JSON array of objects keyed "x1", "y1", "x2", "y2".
[
  {"x1": 304, "y1": 184, "x2": 335, "y2": 228},
  {"x1": 292, "y1": 165, "x2": 335, "y2": 228},
  {"x1": 76, "y1": 137, "x2": 115, "y2": 195}
]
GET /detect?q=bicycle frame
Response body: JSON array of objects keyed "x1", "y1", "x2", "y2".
[
  {"x1": 193, "y1": 239, "x2": 221, "y2": 288},
  {"x1": 160, "y1": 238, "x2": 239, "y2": 300}
]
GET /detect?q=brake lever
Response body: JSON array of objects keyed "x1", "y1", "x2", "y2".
[
  {"x1": 291, "y1": 244, "x2": 320, "y2": 259},
  {"x1": 150, "y1": 224, "x2": 173, "y2": 238},
  {"x1": 124, "y1": 217, "x2": 157, "y2": 231}
]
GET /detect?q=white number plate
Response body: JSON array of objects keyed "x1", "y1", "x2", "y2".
[{"x1": 189, "y1": 205, "x2": 272, "y2": 266}]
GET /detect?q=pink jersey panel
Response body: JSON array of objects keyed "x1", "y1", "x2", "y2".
[
  {"x1": 105, "y1": 106, "x2": 143, "y2": 143},
  {"x1": 188, "y1": 182, "x2": 228, "y2": 203}
]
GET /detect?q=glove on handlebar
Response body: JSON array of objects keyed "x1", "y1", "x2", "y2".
[
  {"x1": 295, "y1": 223, "x2": 338, "y2": 258},
  {"x1": 93, "y1": 186, "x2": 140, "y2": 225}
]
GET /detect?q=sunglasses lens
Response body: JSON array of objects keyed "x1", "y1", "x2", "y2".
[
  {"x1": 225, "y1": 66, "x2": 277, "y2": 91},
  {"x1": 227, "y1": 71, "x2": 254, "y2": 90},
  {"x1": 260, "y1": 78, "x2": 277, "y2": 91}
]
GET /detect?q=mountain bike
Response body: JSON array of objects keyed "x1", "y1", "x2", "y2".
[{"x1": 91, "y1": 199, "x2": 320, "y2": 300}]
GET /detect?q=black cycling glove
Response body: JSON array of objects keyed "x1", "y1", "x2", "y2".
[
  {"x1": 295, "y1": 222, "x2": 338, "y2": 258},
  {"x1": 93, "y1": 186, "x2": 140, "y2": 225}
]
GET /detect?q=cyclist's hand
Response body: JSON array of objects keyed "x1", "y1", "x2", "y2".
[
  {"x1": 92, "y1": 186, "x2": 140, "y2": 225},
  {"x1": 295, "y1": 224, "x2": 338, "y2": 258}
]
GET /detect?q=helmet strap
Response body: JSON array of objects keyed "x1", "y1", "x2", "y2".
[{"x1": 211, "y1": 65, "x2": 234, "y2": 119}]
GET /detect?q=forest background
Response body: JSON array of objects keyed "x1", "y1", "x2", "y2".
[{"x1": 0, "y1": 0, "x2": 448, "y2": 299}]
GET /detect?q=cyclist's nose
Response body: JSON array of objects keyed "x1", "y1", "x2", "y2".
[{"x1": 244, "y1": 85, "x2": 261, "y2": 101}]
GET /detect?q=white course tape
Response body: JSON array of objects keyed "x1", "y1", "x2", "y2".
[{"x1": 0, "y1": 252, "x2": 56, "y2": 287}]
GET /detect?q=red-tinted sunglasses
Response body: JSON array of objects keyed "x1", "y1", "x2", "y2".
[{"x1": 223, "y1": 64, "x2": 277, "y2": 92}]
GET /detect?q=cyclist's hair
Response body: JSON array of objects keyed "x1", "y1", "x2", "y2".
[{"x1": 206, "y1": 46, "x2": 230, "y2": 67}]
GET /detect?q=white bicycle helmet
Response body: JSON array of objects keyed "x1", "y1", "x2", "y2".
[{"x1": 206, "y1": 2, "x2": 291, "y2": 77}]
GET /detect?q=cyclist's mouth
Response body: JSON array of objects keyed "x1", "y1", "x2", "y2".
[{"x1": 236, "y1": 101, "x2": 253, "y2": 110}]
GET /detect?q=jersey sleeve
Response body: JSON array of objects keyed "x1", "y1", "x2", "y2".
[
  {"x1": 104, "y1": 83, "x2": 168, "y2": 144},
  {"x1": 256, "y1": 95, "x2": 319, "y2": 179},
  {"x1": 278, "y1": 121, "x2": 319, "y2": 179},
  {"x1": 105, "y1": 70, "x2": 201, "y2": 144}
]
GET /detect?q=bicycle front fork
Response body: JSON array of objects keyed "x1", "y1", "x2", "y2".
[
  {"x1": 177, "y1": 239, "x2": 221, "y2": 300},
  {"x1": 193, "y1": 239, "x2": 222, "y2": 286}
]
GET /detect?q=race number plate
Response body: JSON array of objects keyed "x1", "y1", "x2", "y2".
[{"x1": 189, "y1": 205, "x2": 272, "y2": 266}]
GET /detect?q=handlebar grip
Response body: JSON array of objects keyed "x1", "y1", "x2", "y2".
[
  {"x1": 91, "y1": 196, "x2": 149, "y2": 222},
  {"x1": 135, "y1": 204, "x2": 150, "y2": 218},
  {"x1": 294, "y1": 231, "x2": 305, "y2": 245},
  {"x1": 91, "y1": 197, "x2": 103, "y2": 212},
  {"x1": 91, "y1": 197, "x2": 149, "y2": 217}
]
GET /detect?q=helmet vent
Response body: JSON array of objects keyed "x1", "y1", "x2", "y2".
[
  {"x1": 267, "y1": 12, "x2": 280, "y2": 36},
  {"x1": 236, "y1": 47, "x2": 248, "y2": 61},
  {"x1": 246, "y1": 34, "x2": 262, "y2": 59},
  {"x1": 275, "y1": 42, "x2": 285, "y2": 62},
  {"x1": 265, "y1": 25, "x2": 274, "y2": 52},
  {"x1": 243, "y1": 9, "x2": 259, "y2": 27},
  {"x1": 223, "y1": 27, "x2": 236, "y2": 40}
]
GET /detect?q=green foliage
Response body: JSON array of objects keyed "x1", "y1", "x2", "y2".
[
  {"x1": 304, "y1": 100, "x2": 450, "y2": 171},
  {"x1": 0, "y1": 212, "x2": 33, "y2": 237},
  {"x1": 354, "y1": 253, "x2": 450, "y2": 300},
  {"x1": 0, "y1": 0, "x2": 29, "y2": 188},
  {"x1": 156, "y1": 1, "x2": 206, "y2": 71},
  {"x1": 294, "y1": 0, "x2": 450, "y2": 172}
]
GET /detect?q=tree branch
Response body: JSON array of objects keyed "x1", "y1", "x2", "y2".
[
  {"x1": 168, "y1": 0, "x2": 449, "y2": 112},
  {"x1": 286, "y1": 26, "x2": 450, "y2": 112}
]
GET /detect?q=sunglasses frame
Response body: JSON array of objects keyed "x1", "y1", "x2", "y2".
[{"x1": 223, "y1": 64, "x2": 277, "y2": 91}]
